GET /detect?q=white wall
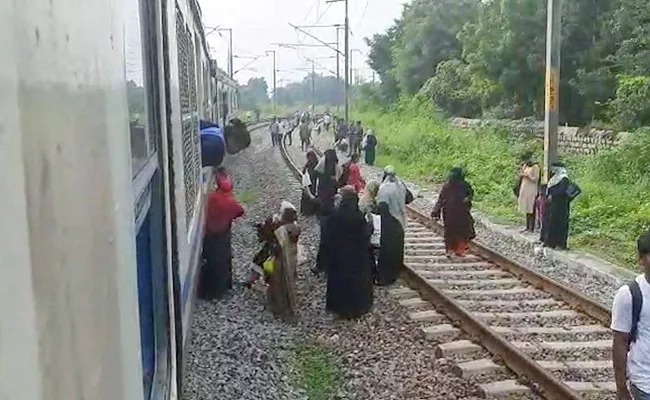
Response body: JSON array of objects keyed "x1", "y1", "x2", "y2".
[{"x1": 0, "y1": 0, "x2": 143, "y2": 399}]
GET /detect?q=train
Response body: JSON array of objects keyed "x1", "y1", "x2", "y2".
[{"x1": 1, "y1": 0, "x2": 238, "y2": 399}]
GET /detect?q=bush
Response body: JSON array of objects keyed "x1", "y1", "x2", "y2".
[
  {"x1": 610, "y1": 75, "x2": 650, "y2": 129},
  {"x1": 354, "y1": 98, "x2": 650, "y2": 268}
]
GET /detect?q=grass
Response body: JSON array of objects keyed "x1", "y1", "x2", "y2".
[
  {"x1": 236, "y1": 190, "x2": 256, "y2": 205},
  {"x1": 351, "y1": 96, "x2": 650, "y2": 269},
  {"x1": 290, "y1": 341, "x2": 342, "y2": 400}
]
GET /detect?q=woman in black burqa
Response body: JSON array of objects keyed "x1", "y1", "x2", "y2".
[
  {"x1": 324, "y1": 186, "x2": 374, "y2": 318},
  {"x1": 314, "y1": 149, "x2": 341, "y2": 273},
  {"x1": 540, "y1": 162, "x2": 571, "y2": 250}
]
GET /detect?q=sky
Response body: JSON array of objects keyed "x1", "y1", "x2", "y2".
[{"x1": 198, "y1": 0, "x2": 407, "y2": 90}]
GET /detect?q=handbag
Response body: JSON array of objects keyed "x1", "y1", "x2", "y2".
[
  {"x1": 566, "y1": 182, "x2": 582, "y2": 201},
  {"x1": 262, "y1": 256, "x2": 275, "y2": 275}
]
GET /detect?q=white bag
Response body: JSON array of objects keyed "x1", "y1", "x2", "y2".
[
  {"x1": 369, "y1": 214, "x2": 381, "y2": 247},
  {"x1": 301, "y1": 171, "x2": 312, "y2": 188},
  {"x1": 361, "y1": 134, "x2": 368, "y2": 149}
]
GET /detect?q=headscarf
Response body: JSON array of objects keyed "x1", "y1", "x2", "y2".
[
  {"x1": 547, "y1": 163, "x2": 568, "y2": 188},
  {"x1": 216, "y1": 174, "x2": 233, "y2": 192},
  {"x1": 382, "y1": 165, "x2": 397, "y2": 183},
  {"x1": 279, "y1": 201, "x2": 298, "y2": 223},
  {"x1": 206, "y1": 170, "x2": 244, "y2": 235},
  {"x1": 336, "y1": 186, "x2": 363, "y2": 220},
  {"x1": 359, "y1": 180, "x2": 379, "y2": 214},
  {"x1": 448, "y1": 167, "x2": 466, "y2": 182},
  {"x1": 377, "y1": 165, "x2": 407, "y2": 229},
  {"x1": 315, "y1": 149, "x2": 338, "y2": 176},
  {"x1": 305, "y1": 150, "x2": 319, "y2": 171}
]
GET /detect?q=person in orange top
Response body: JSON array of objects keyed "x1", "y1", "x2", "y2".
[
  {"x1": 198, "y1": 167, "x2": 245, "y2": 300},
  {"x1": 346, "y1": 153, "x2": 366, "y2": 193}
]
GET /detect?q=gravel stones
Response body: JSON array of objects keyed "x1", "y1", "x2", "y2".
[{"x1": 183, "y1": 128, "x2": 480, "y2": 399}]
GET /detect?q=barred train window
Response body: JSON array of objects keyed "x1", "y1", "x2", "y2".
[
  {"x1": 176, "y1": 8, "x2": 201, "y2": 228},
  {"x1": 125, "y1": 0, "x2": 152, "y2": 176}
]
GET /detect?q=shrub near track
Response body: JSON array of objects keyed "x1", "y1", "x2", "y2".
[{"x1": 353, "y1": 96, "x2": 650, "y2": 269}]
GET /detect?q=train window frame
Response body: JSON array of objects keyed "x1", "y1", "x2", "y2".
[
  {"x1": 126, "y1": 0, "x2": 173, "y2": 397},
  {"x1": 126, "y1": 0, "x2": 156, "y2": 181}
]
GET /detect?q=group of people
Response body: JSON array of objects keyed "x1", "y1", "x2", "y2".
[
  {"x1": 332, "y1": 118, "x2": 378, "y2": 166},
  {"x1": 515, "y1": 152, "x2": 580, "y2": 250}
]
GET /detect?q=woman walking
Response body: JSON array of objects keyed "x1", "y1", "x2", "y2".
[
  {"x1": 346, "y1": 153, "x2": 366, "y2": 193},
  {"x1": 541, "y1": 163, "x2": 571, "y2": 250},
  {"x1": 362, "y1": 129, "x2": 378, "y2": 166},
  {"x1": 199, "y1": 168, "x2": 245, "y2": 300},
  {"x1": 431, "y1": 167, "x2": 476, "y2": 258},
  {"x1": 324, "y1": 187, "x2": 374, "y2": 319},
  {"x1": 376, "y1": 166, "x2": 407, "y2": 286},
  {"x1": 517, "y1": 152, "x2": 540, "y2": 232}
]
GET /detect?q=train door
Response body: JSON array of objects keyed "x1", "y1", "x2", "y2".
[{"x1": 125, "y1": 0, "x2": 172, "y2": 398}]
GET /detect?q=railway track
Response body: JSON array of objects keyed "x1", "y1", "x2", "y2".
[{"x1": 278, "y1": 128, "x2": 616, "y2": 400}]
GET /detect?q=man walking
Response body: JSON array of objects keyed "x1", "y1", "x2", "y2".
[
  {"x1": 612, "y1": 230, "x2": 650, "y2": 400},
  {"x1": 270, "y1": 117, "x2": 280, "y2": 147},
  {"x1": 299, "y1": 119, "x2": 311, "y2": 151}
]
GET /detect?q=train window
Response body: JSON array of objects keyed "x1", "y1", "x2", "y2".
[{"x1": 125, "y1": 0, "x2": 152, "y2": 177}]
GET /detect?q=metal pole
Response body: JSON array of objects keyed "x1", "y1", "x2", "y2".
[
  {"x1": 350, "y1": 50, "x2": 353, "y2": 88},
  {"x1": 228, "y1": 29, "x2": 233, "y2": 79},
  {"x1": 267, "y1": 50, "x2": 277, "y2": 113},
  {"x1": 312, "y1": 60, "x2": 315, "y2": 112},
  {"x1": 344, "y1": 0, "x2": 349, "y2": 124},
  {"x1": 336, "y1": 27, "x2": 341, "y2": 113},
  {"x1": 543, "y1": 0, "x2": 562, "y2": 182}
]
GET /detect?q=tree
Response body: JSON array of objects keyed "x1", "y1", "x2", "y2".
[
  {"x1": 238, "y1": 77, "x2": 269, "y2": 110},
  {"x1": 362, "y1": 0, "x2": 650, "y2": 127}
]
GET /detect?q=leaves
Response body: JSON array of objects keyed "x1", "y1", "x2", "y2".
[{"x1": 365, "y1": 0, "x2": 650, "y2": 127}]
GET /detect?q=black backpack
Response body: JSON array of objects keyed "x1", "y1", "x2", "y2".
[{"x1": 628, "y1": 279, "x2": 643, "y2": 344}]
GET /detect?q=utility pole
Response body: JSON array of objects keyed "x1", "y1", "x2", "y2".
[
  {"x1": 344, "y1": 0, "x2": 349, "y2": 124},
  {"x1": 543, "y1": 0, "x2": 562, "y2": 182},
  {"x1": 336, "y1": 27, "x2": 341, "y2": 112},
  {"x1": 311, "y1": 60, "x2": 316, "y2": 112},
  {"x1": 327, "y1": 0, "x2": 349, "y2": 123},
  {"x1": 215, "y1": 28, "x2": 234, "y2": 78},
  {"x1": 266, "y1": 50, "x2": 277, "y2": 113}
]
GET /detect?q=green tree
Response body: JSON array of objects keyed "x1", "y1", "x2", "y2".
[{"x1": 239, "y1": 77, "x2": 269, "y2": 110}]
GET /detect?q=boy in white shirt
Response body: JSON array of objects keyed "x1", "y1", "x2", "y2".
[{"x1": 612, "y1": 230, "x2": 650, "y2": 400}]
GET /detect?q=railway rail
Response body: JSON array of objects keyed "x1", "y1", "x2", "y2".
[{"x1": 278, "y1": 126, "x2": 616, "y2": 400}]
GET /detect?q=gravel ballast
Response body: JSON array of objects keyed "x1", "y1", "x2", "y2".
[{"x1": 183, "y1": 125, "x2": 482, "y2": 399}]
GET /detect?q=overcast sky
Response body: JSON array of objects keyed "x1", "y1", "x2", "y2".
[{"x1": 198, "y1": 0, "x2": 407, "y2": 89}]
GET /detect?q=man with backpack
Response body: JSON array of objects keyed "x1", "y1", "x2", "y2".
[{"x1": 612, "y1": 230, "x2": 650, "y2": 400}]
